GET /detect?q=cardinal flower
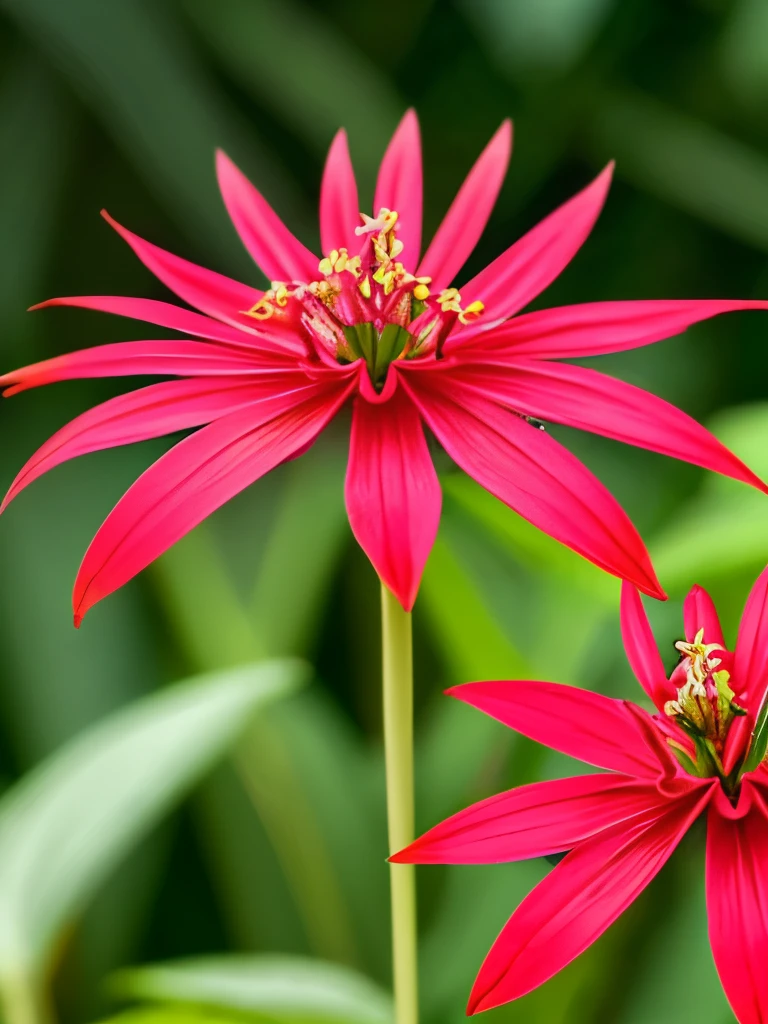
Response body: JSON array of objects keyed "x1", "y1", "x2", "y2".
[
  {"x1": 393, "y1": 569, "x2": 768, "y2": 1021},
  {"x1": 2, "y1": 111, "x2": 767, "y2": 624}
]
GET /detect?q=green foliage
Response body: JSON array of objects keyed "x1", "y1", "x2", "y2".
[
  {"x1": 0, "y1": 660, "x2": 305, "y2": 1016},
  {"x1": 109, "y1": 954, "x2": 393, "y2": 1024}
]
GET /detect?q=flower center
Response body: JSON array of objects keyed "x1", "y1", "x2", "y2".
[
  {"x1": 241, "y1": 208, "x2": 485, "y2": 389},
  {"x1": 663, "y1": 629, "x2": 746, "y2": 787}
]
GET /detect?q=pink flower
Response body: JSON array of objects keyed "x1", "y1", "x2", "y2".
[
  {"x1": 393, "y1": 569, "x2": 768, "y2": 1021},
  {"x1": 3, "y1": 110, "x2": 767, "y2": 623}
]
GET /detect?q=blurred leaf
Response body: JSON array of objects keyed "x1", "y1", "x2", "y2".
[
  {"x1": 460, "y1": 0, "x2": 616, "y2": 78},
  {"x1": 417, "y1": 529, "x2": 530, "y2": 825},
  {"x1": 0, "y1": 659, "x2": 306, "y2": 985},
  {"x1": 250, "y1": 434, "x2": 350, "y2": 657},
  {"x1": 98, "y1": 1011, "x2": 234, "y2": 1024},
  {"x1": 0, "y1": 52, "x2": 74, "y2": 358},
  {"x1": 420, "y1": 861, "x2": 546, "y2": 1020},
  {"x1": 720, "y1": 0, "x2": 768, "y2": 108},
  {"x1": 651, "y1": 403, "x2": 768, "y2": 589},
  {"x1": 152, "y1": 527, "x2": 265, "y2": 671},
  {"x1": 443, "y1": 474, "x2": 615, "y2": 606},
  {"x1": 152, "y1": 481, "x2": 385, "y2": 975},
  {"x1": 0, "y1": 0, "x2": 306, "y2": 271},
  {"x1": 589, "y1": 89, "x2": 768, "y2": 251},
  {"x1": 184, "y1": 0, "x2": 402, "y2": 188},
  {"x1": 112, "y1": 954, "x2": 393, "y2": 1023},
  {"x1": 620, "y1": 849, "x2": 730, "y2": 1024},
  {"x1": 236, "y1": 692, "x2": 387, "y2": 974}
]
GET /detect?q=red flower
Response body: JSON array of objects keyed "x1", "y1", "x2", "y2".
[
  {"x1": 2, "y1": 111, "x2": 766, "y2": 623},
  {"x1": 393, "y1": 569, "x2": 768, "y2": 1020}
]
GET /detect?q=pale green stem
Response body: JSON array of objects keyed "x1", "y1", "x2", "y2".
[
  {"x1": 1, "y1": 973, "x2": 55, "y2": 1024},
  {"x1": 380, "y1": 583, "x2": 418, "y2": 1024}
]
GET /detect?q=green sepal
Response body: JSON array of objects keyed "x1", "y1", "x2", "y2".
[
  {"x1": 373, "y1": 323, "x2": 410, "y2": 381},
  {"x1": 742, "y1": 697, "x2": 768, "y2": 775},
  {"x1": 667, "y1": 739, "x2": 706, "y2": 778}
]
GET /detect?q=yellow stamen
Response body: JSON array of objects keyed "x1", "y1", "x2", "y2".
[
  {"x1": 359, "y1": 275, "x2": 371, "y2": 299},
  {"x1": 436, "y1": 288, "x2": 485, "y2": 324},
  {"x1": 413, "y1": 283, "x2": 430, "y2": 301},
  {"x1": 318, "y1": 248, "x2": 361, "y2": 279},
  {"x1": 459, "y1": 300, "x2": 485, "y2": 324},
  {"x1": 355, "y1": 208, "x2": 399, "y2": 236},
  {"x1": 243, "y1": 297, "x2": 275, "y2": 320},
  {"x1": 242, "y1": 282, "x2": 295, "y2": 320}
]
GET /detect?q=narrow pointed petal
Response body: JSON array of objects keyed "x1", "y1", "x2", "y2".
[
  {"x1": 216, "y1": 150, "x2": 319, "y2": 283},
  {"x1": 684, "y1": 584, "x2": 726, "y2": 647},
  {"x1": 466, "y1": 298, "x2": 768, "y2": 359},
  {"x1": 449, "y1": 678, "x2": 677, "y2": 779},
  {"x1": 417, "y1": 120, "x2": 512, "y2": 290},
  {"x1": 345, "y1": 386, "x2": 440, "y2": 611},
  {"x1": 402, "y1": 372, "x2": 663, "y2": 598},
  {"x1": 620, "y1": 583, "x2": 670, "y2": 711},
  {"x1": 72, "y1": 379, "x2": 352, "y2": 624},
  {"x1": 393, "y1": 774, "x2": 666, "y2": 865},
  {"x1": 707, "y1": 784, "x2": 768, "y2": 1024},
  {"x1": 320, "y1": 129, "x2": 361, "y2": 255},
  {"x1": 451, "y1": 359, "x2": 767, "y2": 494},
  {"x1": 102, "y1": 212, "x2": 273, "y2": 336},
  {"x1": 469, "y1": 789, "x2": 709, "y2": 1013},
  {"x1": 30, "y1": 295, "x2": 282, "y2": 352},
  {"x1": 2, "y1": 377, "x2": 293, "y2": 511},
  {"x1": 0, "y1": 341, "x2": 280, "y2": 396},
  {"x1": 456, "y1": 164, "x2": 613, "y2": 329},
  {"x1": 724, "y1": 568, "x2": 768, "y2": 773},
  {"x1": 374, "y1": 110, "x2": 423, "y2": 265}
]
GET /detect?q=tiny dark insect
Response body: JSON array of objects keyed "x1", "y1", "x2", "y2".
[{"x1": 524, "y1": 416, "x2": 546, "y2": 431}]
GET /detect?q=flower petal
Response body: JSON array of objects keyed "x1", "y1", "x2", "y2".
[
  {"x1": 2, "y1": 377, "x2": 294, "y2": 511},
  {"x1": 320, "y1": 129, "x2": 361, "y2": 255},
  {"x1": 735, "y1": 565, "x2": 768, "y2": 713},
  {"x1": 345, "y1": 385, "x2": 440, "y2": 611},
  {"x1": 0, "y1": 341, "x2": 283, "y2": 396},
  {"x1": 448, "y1": 679, "x2": 675, "y2": 779},
  {"x1": 101, "y1": 211, "x2": 286, "y2": 339},
  {"x1": 417, "y1": 120, "x2": 512, "y2": 290},
  {"x1": 401, "y1": 372, "x2": 663, "y2": 598},
  {"x1": 725, "y1": 566, "x2": 768, "y2": 774},
  {"x1": 467, "y1": 297, "x2": 768, "y2": 359},
  {"x1": 30, "y1": 295, "x2": 280, "y2": 352},
  {"x1": 392, "y1": 773, "x2": 666, "y2": 865},
  {"x1": 707, "y1": 783, "x2": 768, "y2": 1024},
  {"x1": 468, "y1": 788, "x2": 709, "y2": 1013},
  {"x1": 374, "y1": 110, "x2": 423, "y2": 266},
  {"x1": 455, "y1": 163, "x2": 613, "y2": 330},
  {"x1": 216, "y1": 149, "x2": 319, "y2": 283},
  {"x1": 450, "y1": 359, "x2": 767, "y2": 493},
  {"x1": 620, "y1": 583, "x2": 670, "y2": 711},
  {"x1": 684, "y1": 584, "x2": 726, "y2": 648},
  {"x1": 72, "y1": 379, "x2": 352, "y2": 625}
]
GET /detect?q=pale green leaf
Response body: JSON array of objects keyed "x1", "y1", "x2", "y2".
[
  {"x1": 0, "y1": 660, "x2": 306, "y2": 980},
  {"x1": 112, "y1": 955, "x2": 393, "y2": 1024}
]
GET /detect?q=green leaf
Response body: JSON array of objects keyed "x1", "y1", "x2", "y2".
[
  {"x1": 249, "y1": 434, "x2": 349, "y2": 657},
  {"x1": 0, "y1": 0, "x2": 305, "y2": 271},
  {"x1": 0, "y1": 659, "x2": 306, "y2": 983},
  {"x1": 443, "y1": 474, "x2": 616, "y2": 606},
  {"x1": 111, "y1": 954, "x2": 393, "y2": 1024},
  {"x1": 589, "y1": 89, "x2": 768, "y2": 251},
  {"x1": 183, "y1": 0, "x2": 402, "y2": 185},
  {"x1": 742, "y1": 695, "x2": 768, "y2": 775},
  {"x1": 650, "y1": 404, "x2": 768, "y2": 590}
]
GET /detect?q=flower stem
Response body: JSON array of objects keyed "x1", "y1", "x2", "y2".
[
  {"x1": 380, "y1": 583, "x2": 418, "y2": 1024},
  {"x1": 1, "y1": 974, "x2": 55, "y2": 1024}
]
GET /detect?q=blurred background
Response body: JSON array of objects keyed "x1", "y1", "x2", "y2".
[{"x1": 0, "y1": 0, "x2": 767, "y2": 1021}]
